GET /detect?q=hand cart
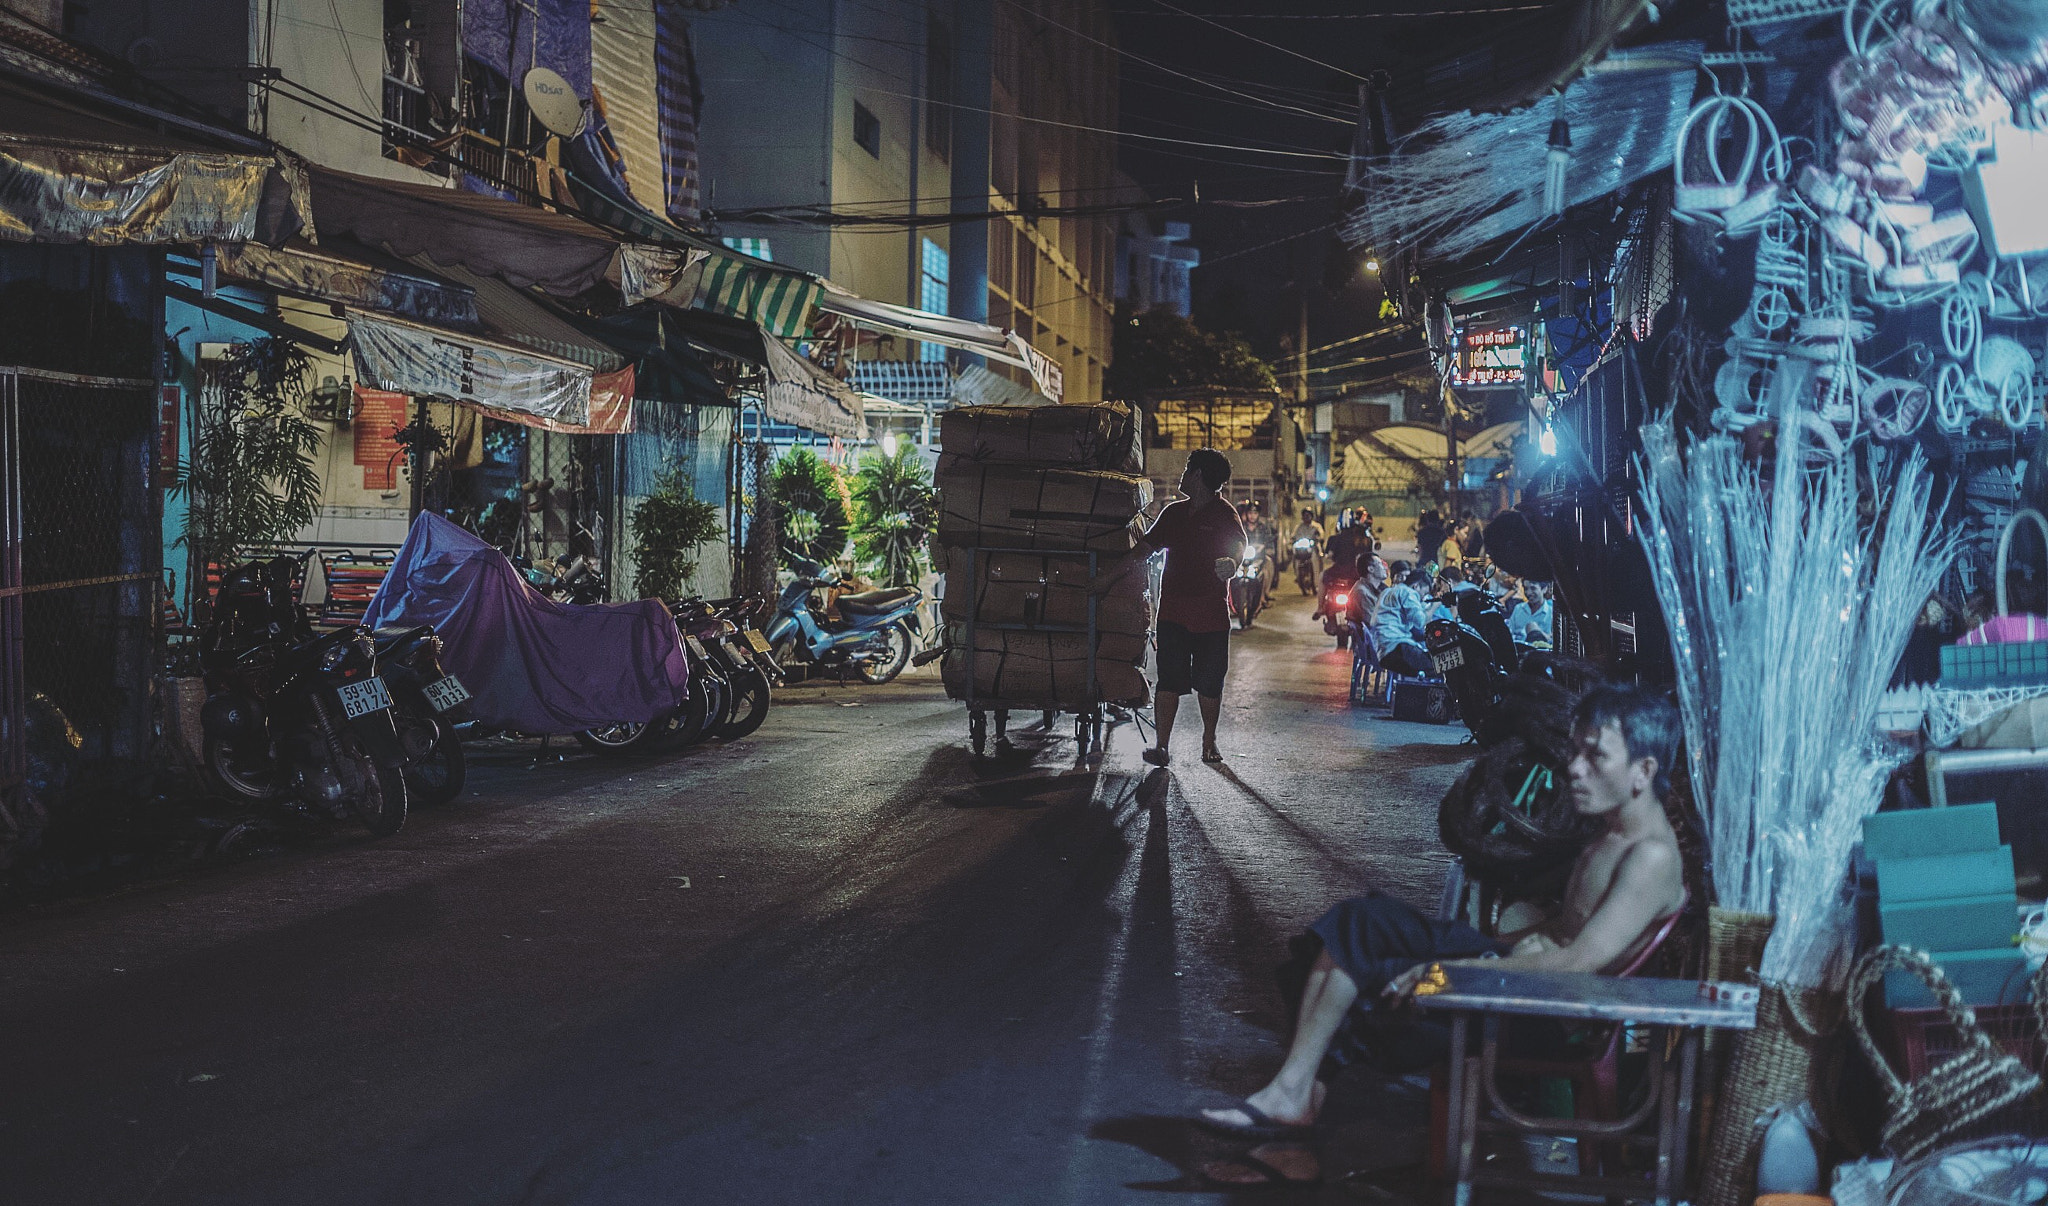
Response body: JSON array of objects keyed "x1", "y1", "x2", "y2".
[{"x1": 954, "y1": 546, "x2": 1125, "y2": 758}]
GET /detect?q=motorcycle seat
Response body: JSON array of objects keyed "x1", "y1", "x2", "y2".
[
  {"x1": 835, "y1": 587, "x2": 917, "y2": 615},
  {"x1": 373, "y1": 625, "x2": 435, "y2": 652}
]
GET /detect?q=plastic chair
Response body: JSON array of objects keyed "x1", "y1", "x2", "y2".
[
  {"x1": 1350, "y1": 624, "x2": 1383, "y2": 705},
  {"x1": 1425, "y1": 907, "x2": 1687, "y2": 1181}
]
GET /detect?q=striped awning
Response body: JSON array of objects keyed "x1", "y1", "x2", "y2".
[{"x1": 695, "y1": 254, "x2": 822, "y2": 339}]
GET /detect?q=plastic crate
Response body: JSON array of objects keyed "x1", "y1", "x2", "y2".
[
  {"x1": 1941, "y1": 640, "x2": 2048, "y2": 686},
  {"x1": 1726, "y1": 0, "x2": 1848, "y2": 27}
]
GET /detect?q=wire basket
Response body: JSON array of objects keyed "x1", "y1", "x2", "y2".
[{"x1": 1726, "y1": 0, "x2": 1850, "y2": 27}]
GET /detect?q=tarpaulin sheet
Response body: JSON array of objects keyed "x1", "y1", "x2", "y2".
[
  {"x1": 463, "y1": 0, "x2": 592, "y2": 96},
  {"x1": 460, "y1": 364, "x2": 636, "y2": 434},
  {"x1": 350, "y1": 311, "x2": 592, "y2": 425},
  {"x1": 0, "y1": 140, "x2": 302, "y2": 246},
  {"x1": 363, "y1": 513, "x2": 686, "y2": 734},
  {"x1": 219, "y1": 240, "x2": 480, "y2": 327}
]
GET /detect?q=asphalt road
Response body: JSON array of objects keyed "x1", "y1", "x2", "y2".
[{"x1": 0, "y1": 593, "x2": 1473, "y2": 1205}]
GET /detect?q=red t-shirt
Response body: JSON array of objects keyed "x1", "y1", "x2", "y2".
[{"x1": 1143, "y1": 496, "x2": 1246, "y2": 633}]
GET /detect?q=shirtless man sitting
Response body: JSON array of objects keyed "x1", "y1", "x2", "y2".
[{"x1": 1200, "y1": 683, "x2": 1686, "y2": 1139}]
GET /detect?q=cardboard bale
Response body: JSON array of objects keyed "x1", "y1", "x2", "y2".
[
  {"x1": 940, "y1": 624, "x2": 1150, "y2": 707},
  {"x1": 941, "y1": 548, "x2": 1150, "y2": 634},
  {"x1": 936, "y1": 464, "x2": 1150, "y2": 553},
  {"x1": 938, "y1": 401, "x2": 1142, "y2": 474}
]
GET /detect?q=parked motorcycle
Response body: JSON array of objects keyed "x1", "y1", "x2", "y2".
[
  {"x1": 1229, "y1": 544, "x2": 1268, "y2": 630},
  {"x1": 1292, "y1": 537, "x2": 1317, "y2": 595},
  {"x1": 375, "y1": 624, "x2": 470, "y2": 806},
  {"x1": 674, "y1": 594, "x2": 777, "y2": 741},
  {"x1": 765, "y1": 559, "x2": 922, "y2": 684},
  {"x1": 1424, "y1": 588, "x2": 1530, "y2": 745},
  {"x1": 199, "y1": 559, "x2": 409, "y2": 835},
  {"x1": 516, "y1": 551, "x2": 608, "y2": 605}
]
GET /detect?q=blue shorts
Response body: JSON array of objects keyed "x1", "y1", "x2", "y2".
[{"x1": 1155, "y1": 620, "x2": 1228, "y2": 697}]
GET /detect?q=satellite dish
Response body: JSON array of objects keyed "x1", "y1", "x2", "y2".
[{"x1": 522, "y1": 67, "x2": 586, "y2": 138}]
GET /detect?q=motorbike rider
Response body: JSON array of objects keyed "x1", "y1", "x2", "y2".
[
  {"x1": 1291, "y1": 509, "x2": 1326, "y2": 579},
  {"x1": 1372, "y1": 564, "x2": 1436, "y2": 678},
  {"x1": 1243, "y1": 501, "x2": 1280, "y2": 591}
]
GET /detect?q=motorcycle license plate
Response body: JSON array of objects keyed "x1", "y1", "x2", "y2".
[
  {"x1": 421, "y1": 674, "x2": 470, "y2": 713},
  {"x1": 1432, "y1": 646, "x2": 1465, "y2": 674},
  {"x1": 744, "y1": 629, "x2": 771, "y2": 654},
  {"x1": 685, "y1": 636, "x2": 709, "y2": 659},
  {"x1": 338, "y1": 675, "x2": 394, "y2": 719}
]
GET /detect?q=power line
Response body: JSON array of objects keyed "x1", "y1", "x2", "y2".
[
  {"x1": 1144, "y1": 0, "x2": 1370, "y2": 83},
  {"x1": 991, "y1": 0, "x2": 1355, "y2": 126},
  {"x1": 860, "y1": 84, "x2": 1351, "y2": 160},
  {"x1": 1196, "y1": 218, "x2": 1344, "y2": 267}
]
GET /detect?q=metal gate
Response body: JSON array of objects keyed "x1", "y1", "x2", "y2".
[{"x1": 0, "y1": 366, "x2": 156, "y2": 853}]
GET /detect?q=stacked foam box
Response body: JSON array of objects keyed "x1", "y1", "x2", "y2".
[
  {"x1": 935, "y1": 402, "x2": 1152, "y2": 707},
  {"x1": 1863, "y1": 803, "x2": 2028, "y2": 1007}
]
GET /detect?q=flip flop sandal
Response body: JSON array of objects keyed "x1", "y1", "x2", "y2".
[
  {"x1": 1196, "y1": 1098, "x2": 1312, "y2": 1139},
  {"x1": 1201, "y1": 746, "x2": 1225, "y2": 764},
  {"x1": 1141, "y1": 747, "x2": 1170, "y2": 766},
  {"x1": 1198, "y1": 1150, "x2": 1322, "y2": 1188}
]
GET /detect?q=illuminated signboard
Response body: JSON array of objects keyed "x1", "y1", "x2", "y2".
[{"x1": 1453, "y1": 326, "x2": 1526, "y2": 387}]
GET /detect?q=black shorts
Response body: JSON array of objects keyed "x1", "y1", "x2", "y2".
[{"x1": 1156, "y1": 620, "x2": 1228, "y2": 697}]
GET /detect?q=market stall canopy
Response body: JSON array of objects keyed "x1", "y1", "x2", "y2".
[
  {"x1": 665, "y1": 309, "x2": 866, "y2": 439},
  {"x1": 815, "y1": 285, "x2": 1064, "y2": 402},
  {"x1": 694, "y1": 251, "x2": 824, "y2": 339},
  {"x1": 348, "y1": 311, "x2": 595, "y2": 429},
  {"x1": 219, "y1": 238, "x2": 481, "y2": 328},
  {"x1": 309, "y1": 167, "x2": 621, "y2": 296},
  {"x1": 0, "y1": 73, "x2": 308, "y2": 246},
  {"x1": 568, "y1": 306, "x2": 732, "y2": 411}
]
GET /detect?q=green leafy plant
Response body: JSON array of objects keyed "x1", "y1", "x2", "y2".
[
  {"x1": 769, "y1": 446, "x2": 849, "y2": 567},
  {"x1": 174, "y1": 338, "x2": 323, "y2": 573},
  {"x1": 630, "y1": 468, "x2": 724, "y2": 600},
  {"x1": 849, "y1": 443, "x2": 937, "y2": 586}
]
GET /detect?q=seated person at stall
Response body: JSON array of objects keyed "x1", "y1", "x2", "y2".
[
  {"x1": 1371, "y1": 566, "x2": 1434, "y2": 677},
  {"x1": 1346, "y1": 547, "x2": 1391, "y2": 631},
  {"x1": 1198, "y1": 684, "x2": 1686, "y2": 1137},
  {"x1": 1508, "y1": 581, "x2": 1555, "y2": 646}
]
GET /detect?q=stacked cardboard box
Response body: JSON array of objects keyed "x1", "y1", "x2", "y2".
[
  {"x1": 1863, "y1": 803, "x2": 2028, "y2": 1006},
  {"x1": 935, "y1": 403, "x2": 1153, "y2": 707}
]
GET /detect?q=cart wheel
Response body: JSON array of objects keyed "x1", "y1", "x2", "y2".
[{"x1": 970, "y1": 710, "x2": 987, "y2": 756}]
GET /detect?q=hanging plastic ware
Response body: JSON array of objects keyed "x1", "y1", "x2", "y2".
[{"x1": 1673, "y1": 92, "x2": 1782, "y2": 222}]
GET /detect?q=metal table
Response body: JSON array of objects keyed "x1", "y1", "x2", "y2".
[{"x1": 1412, "y1": 966, "x2": 1759, "y2": 1206}]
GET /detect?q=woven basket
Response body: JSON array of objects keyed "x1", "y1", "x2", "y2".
[
  {"x1": 1696, "y1": 909, "x2": 1776, "y2": 1167},
  {"x1": 1697, "y1": 981, "x2": 1844, "y2": 1206}
]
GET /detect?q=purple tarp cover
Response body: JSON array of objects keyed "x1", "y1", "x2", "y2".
[{"x1": 363, "y1": 514, "x2": 687, "y2": 735}]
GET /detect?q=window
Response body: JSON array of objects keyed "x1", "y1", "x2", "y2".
[
  {"x1": 919, "y1": 238, "x2": 949, "y2": 363},
  {"x1": 853, "y1": 101, "x2": 881, "y2": 158},
  {"x1": 926, "y1": 14, "x2": 954, "y2": 161},
  {"x1": 722, "y1": 237, "x2": 773, "y2": 262}
]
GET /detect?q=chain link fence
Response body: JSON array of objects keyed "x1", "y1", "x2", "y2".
[{"x1": 0, "y1": 367, "x2": 156, "y2": 855}]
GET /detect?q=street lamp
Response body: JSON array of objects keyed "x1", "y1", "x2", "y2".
[{"x1": 1365, "y1": 257, "x2": 1381, "y2": 273}]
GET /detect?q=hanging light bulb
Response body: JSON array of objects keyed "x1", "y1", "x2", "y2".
[
  {"x1": 1543, "y1": 87, "x2": 1572, "y2": 218},
  {"x1": 881, "y1": 432, "x2": 899, "y2": 457}
]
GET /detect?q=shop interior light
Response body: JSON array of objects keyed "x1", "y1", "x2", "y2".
[{"x1": 1539, "y1": 424, "x2": 1558, "y2": 456}]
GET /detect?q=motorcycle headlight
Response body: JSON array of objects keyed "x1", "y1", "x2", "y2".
[
  {"x1": 320, "y1": 642, "x2": 351, "y2": 672},
  {"x1": 1244, "y1": 545, "x2": 1262, "y2": 559}
]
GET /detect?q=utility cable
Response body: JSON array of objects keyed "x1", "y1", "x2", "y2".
[
  {"x1": 1144, "y1": 0, "x2": 1370, "y2": 83},
  {"x1": 1196, "y1": 218, "x2": 1345, "y2": 267}
]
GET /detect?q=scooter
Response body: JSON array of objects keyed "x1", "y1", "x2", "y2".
[
  {"x1": 1424, "y1": 588, "x2": 1530, "y2": 746},
  {"x1": 765, "y1": 559, "x2": 923, "y2": 684},
  {"x1": 1229, "y1": 544, "x2": 1268, "y2": 630},
  {"x1": 375, "y1": 624, "x2": 470, "y2": 806},
  {"x1": 198, "y1": 559, "x2": 410, "y2": 836},
  {"x1": 1319, "y1": 566, "x2": 1359, "y2": 649},
  {"x1": 1292, "y1": 538, "x2": 1318, "y2": 595}
]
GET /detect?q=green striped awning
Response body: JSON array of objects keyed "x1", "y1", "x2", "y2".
[{"x1": 695, "y1": 254, "x2": 823, "y2": 338}]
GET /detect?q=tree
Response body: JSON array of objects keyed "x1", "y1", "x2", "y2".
[
  {"x1": 1104, "y1": 304, "x2": 1279, "y2": 398},
  {"x1": 849, "y1": 443, "x2": 937, "y2": 586},
  {"x1": 174, "y1": 338, "x2": 323, "y2": 574},
  {"x1": 769, "y1": 446, "x2": 850, "y2": 567},
  {"x1": 630, "y1": 469, "x2": 723, "y2": 600}
]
